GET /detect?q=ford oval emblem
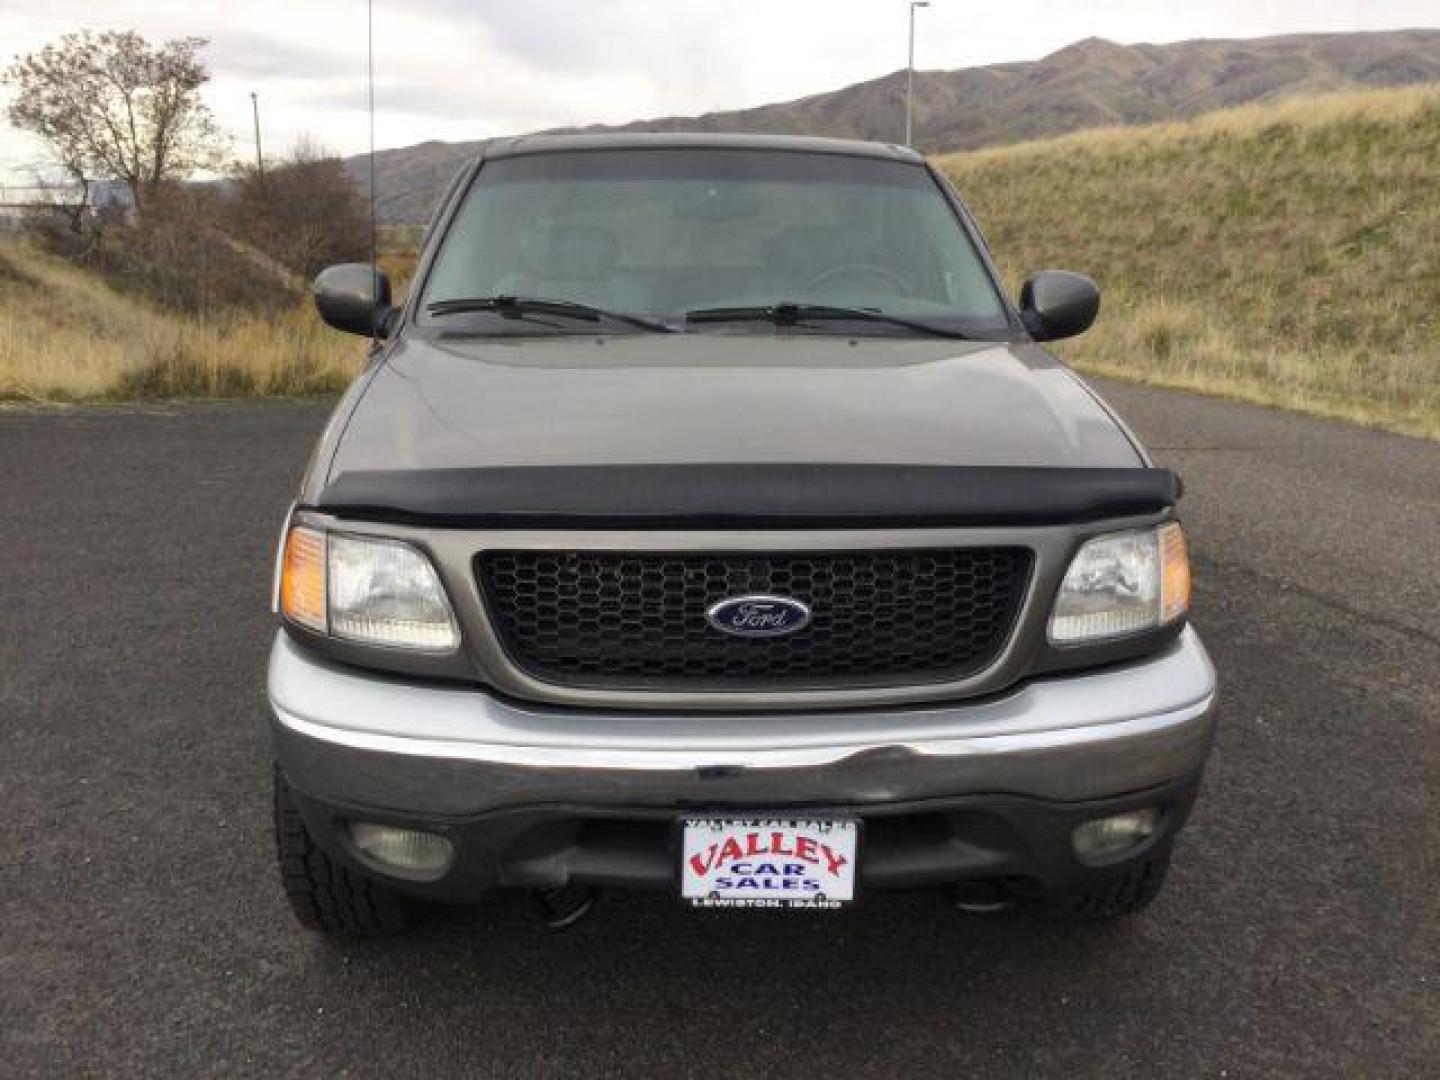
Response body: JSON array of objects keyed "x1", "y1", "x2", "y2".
[{"x1": 705, "y1": 595, "x2": 812, "y2": 638}]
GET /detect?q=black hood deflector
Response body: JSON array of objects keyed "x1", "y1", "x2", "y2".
[{"x1": 314, "y1": 464, "x2": 1180, "y2": 529}]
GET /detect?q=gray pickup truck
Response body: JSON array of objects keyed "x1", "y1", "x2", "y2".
[{"x1": 269, "y1": 133, "x2": 1215, "y2": 935}]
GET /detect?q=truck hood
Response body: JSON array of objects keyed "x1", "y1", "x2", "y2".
[{"x1": 326, "y1": 332, "x2": 1141, "y2": 479}]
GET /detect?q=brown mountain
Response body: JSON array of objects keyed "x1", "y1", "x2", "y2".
[{"x1": 353, "y1": 29, "x2": 1440, "y2": 223}]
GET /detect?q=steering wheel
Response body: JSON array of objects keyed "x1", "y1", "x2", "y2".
[{"x1": 803, "y1": 262, "x2": 912, "y2": 296}]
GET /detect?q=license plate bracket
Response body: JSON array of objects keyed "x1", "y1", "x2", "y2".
[{"x1": 679, "y1": 817, "x2": 859, "y2": 910}]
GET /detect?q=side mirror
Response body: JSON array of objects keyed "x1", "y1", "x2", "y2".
[
  {"x1": 313, "y1": 263, "x2": 393, "y2": 337},
  {"x1": 1019, "y1": 270, "x2": 1100, "y2": 342}
]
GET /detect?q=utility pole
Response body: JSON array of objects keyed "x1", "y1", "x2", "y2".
[
  {"x1": 906, "y1": 1, "x2": 930, "y2": 147},
  {"x1": 250, "y1": 92, "x2": 265, "y2": 186}
]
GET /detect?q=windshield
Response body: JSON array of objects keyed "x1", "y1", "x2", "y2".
[{"x1": 420, "y1": 149, "x2": 1012, "y2": 336}]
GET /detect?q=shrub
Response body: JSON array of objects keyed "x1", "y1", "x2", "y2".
[
  {"x1": 92, "y1": 184, "x2": 296, "y2": 315},
  {"x1": 224, "y1": 141, "x2": 371, "y2": 281}
]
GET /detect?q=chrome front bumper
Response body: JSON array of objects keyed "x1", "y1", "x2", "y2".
[{"x1": 268, "y1": 626, "x2": 1217, "y2": 818}]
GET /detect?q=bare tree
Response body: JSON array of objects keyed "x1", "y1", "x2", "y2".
[{"x1": 2, "y1": 30, "x2": 225, "y2": 216}]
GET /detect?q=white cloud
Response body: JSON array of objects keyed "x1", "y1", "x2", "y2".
[{"x1": 2, "y1": 0, "x2": 1436, "y2": 182}]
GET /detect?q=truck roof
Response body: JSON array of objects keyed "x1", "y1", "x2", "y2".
[{"x1": 482, "y1": 131, "x2": 925, "y2": 164}]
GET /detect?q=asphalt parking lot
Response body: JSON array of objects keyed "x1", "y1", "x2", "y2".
[{"x1": 2, "y1": 381, "x2": 1437, "y2": 1078}]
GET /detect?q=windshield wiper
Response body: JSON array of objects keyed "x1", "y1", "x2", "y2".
[
  {"x1": 685, "y1": 301, "x2": 973, "y2": 339},
  {"x1": 427, "y1": 295, "x2": 676, "y2": 333}
]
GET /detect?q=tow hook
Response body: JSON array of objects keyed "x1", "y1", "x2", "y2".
[
  {"x1": 952, "y1": 880, "x2": 1012, "y2": 914},
  {"x1": 535, "y1": 884, "x2": 599, "y2": 930}
]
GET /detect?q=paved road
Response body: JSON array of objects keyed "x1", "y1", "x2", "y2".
[{"x1": 2, "y1": 384, "x2": 1436, "y2": 1079}]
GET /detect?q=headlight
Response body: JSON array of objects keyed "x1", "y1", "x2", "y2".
[
  {"x1": 278, "y1": 526, "x2": 460, "y2": 652},
  {"x1": 1047, "y1": 523, "x2": 1190, "y2": 645}
]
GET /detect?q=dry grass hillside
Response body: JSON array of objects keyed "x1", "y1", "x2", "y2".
[
  {"x1": 0, "y1": 239, "x2": 367, "y2": 401},
  {"x1": 938, "y1": 83, "x2": 1440, "y2": 438}
]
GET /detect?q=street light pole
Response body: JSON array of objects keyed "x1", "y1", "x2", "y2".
[
  {"x1": 906, "y1": 1, "x2": 930, "y2": 147},
  {"x1": 250, "y1": 92, "x2": 265, "y2": 186}
]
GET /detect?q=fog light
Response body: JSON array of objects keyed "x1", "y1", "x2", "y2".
[
  {"x1": 349, "y1": 822, "x2": 454, "y2": 874},
  {"x1": 1072, "y1": 807, "x2": 1160, "y2": 862}
]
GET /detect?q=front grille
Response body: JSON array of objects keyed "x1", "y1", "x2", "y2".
[{"x1": 476, "y1": 548, "x2": 1032, "y2": 690}]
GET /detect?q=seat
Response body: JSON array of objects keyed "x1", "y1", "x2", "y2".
[
  {"x1": 497, "y1": 223, "x2": 621, "y2": 305},
  {"x1": 758, "y1": 224, "x2": 856, "y2": 298}
]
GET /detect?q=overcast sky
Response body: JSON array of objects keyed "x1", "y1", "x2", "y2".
[{"x1": 1, "y1": 0, "x2": 1436, "y2": 183}]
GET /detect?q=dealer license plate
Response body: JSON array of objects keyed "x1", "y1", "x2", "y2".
[{"x1": 680, "y1": 817, "x2": 859, "y2": 909}]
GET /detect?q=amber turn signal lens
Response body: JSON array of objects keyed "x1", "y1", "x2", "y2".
[
  {"x1": 280, "y1": 526, "x2": 327, "y2": 632},
  {"x1": 1159, "y1": 523, "x2": 1191, "y2": 624}
]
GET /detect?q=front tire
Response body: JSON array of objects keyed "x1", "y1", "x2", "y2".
[
  {"x1": 273, "y1": 768, "x2": 413, "y2": 936},
  {"x1": 1039, "y1": 853, "x2": 1172, "y2": 920}
]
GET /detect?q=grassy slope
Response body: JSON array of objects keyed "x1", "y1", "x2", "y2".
[
  {"x1": 937, "y1": 84, "x2": 1440, "y2": 439},
  {"x1": 0, "y1": 239, "x2": 369, "y2": 402}
]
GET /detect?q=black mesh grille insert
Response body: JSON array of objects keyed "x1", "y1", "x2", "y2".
[{"x1": 477, "y1": 548, "x2": 1032, "y2": 690}]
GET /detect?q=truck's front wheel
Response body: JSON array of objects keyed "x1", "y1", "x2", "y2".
[
  {"x1": 273, "y1": 768, "x2": 413, "y2": 936},
  {"x1": 1040, "y1": 853, "x2": 1172, "y2": 920}
]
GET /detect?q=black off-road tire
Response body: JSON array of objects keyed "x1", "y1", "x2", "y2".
[
  {"x1": 1040, "y1": 853, "x2": 1172, "y2": 921},
  {"x1": 273, "y1": 769, "x2": 413, "y2": 937}
]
